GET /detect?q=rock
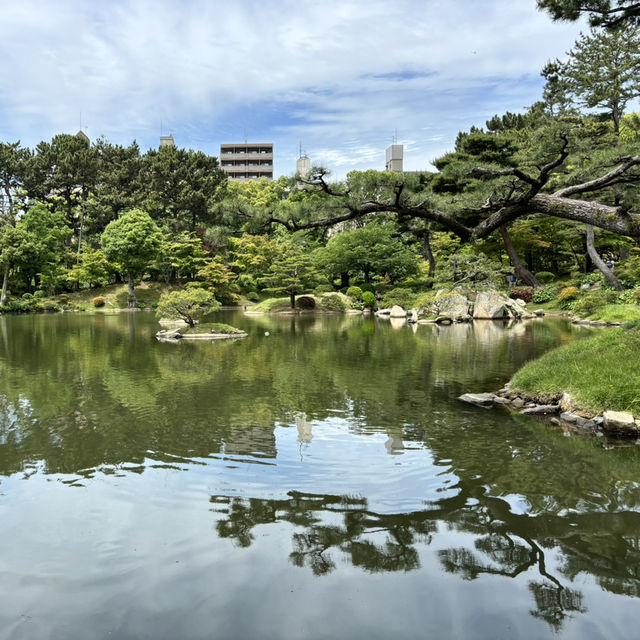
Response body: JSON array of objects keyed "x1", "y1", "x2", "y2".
[
  {"x1": 390, "y1": 305, "x2": 407, "y2": 318},
  {"x1": 575, "y1": 417, "x2": 597, "y2": 433},
  {"x1": 494, "y1": 396, "x2": 511, "y2": 405},
  {"x1": 520, "y1": 404, "x2": 560, "y2": 415},
  {"x1": 534, "y1": 309, "x2": 545, "y2": 316},
  {"x1": 156, "y1": 328, "x2": 182, "y2": 340},
  {"x1": 560, "y1": 411, "x2": 577, "y2": 423},
  {"x1": 511, "y1": 397, "x2": 525, "y2": 409},
  {"x1": 473, "y1": 291, "x2": 509, "y2": 319},
  {"x1": 559, "y1": 393, "x2": 573, "y2": 412},
  {"x1": 435, "y1": 316, "x2": 453, "y2": 325},
  {"x1": 407, "y1": 309, "x2": 419, "y2": 324},
  {"x1": 458, "y1": 393, "x2": 495, "y2": 407},
  {"x1": 603, "y1": 410, "x2": 638, "y2": 436},
  {"x1": 515, "y1": 299, "x2": 527, "y2": 307},
  {"x1": 504, "y1": 299, "x2": 525, "y2": 318},
  {"x1": 375, "y1": 308, "x2": 391, "y2": 316},
  {"x1": 435, "y1": 292, "x2": 470, "y2": 320}
]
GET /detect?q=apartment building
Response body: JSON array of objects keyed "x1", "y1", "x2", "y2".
[{"x1": 220, "y1": 143, "x2": 273, "y2": 181}]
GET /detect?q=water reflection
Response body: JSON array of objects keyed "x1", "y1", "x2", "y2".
[{"x1": 1, "y1": 311, "x2": 639, "y2": 636}]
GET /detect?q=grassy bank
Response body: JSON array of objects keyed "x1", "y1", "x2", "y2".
[{"x1": 510, "y1": 328, "x2": 640, "y2": 414}]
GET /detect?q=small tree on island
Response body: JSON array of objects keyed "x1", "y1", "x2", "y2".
[
  {"x1": 101, "y1": 208, "x2": 163, "y2": 307},
  {"x1": 260, "y1": 242, "x2": 322, "y2": 309},
  {"x1": 155, "y1": 289, "x2": 220, "y2": 328}
]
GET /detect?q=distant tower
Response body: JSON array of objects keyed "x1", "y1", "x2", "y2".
[
  {"x1": 296, "y1": 144, "x2": 311, "y2": 179},
  {"x1": 160, "y1": 134, "x2": 175, "y2": 148},
  {"x1": 76, "y1": 130, "x2": 90, "y2": 145},
  {"x1": 385, "y1": 144, "x2": 403, "y2": 172}
]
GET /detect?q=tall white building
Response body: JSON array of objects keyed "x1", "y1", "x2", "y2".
[{"x1": 385, "y1": 144, "x2": 403, "y2": 172}]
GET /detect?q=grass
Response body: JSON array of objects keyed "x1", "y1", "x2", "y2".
[
  {"x1": 251, "y1": 297, "x2": 295, "y2": 312},
  {"x1": 181, "y1": 322, "x2": 244, "y2": 334},
  {"x1": 510, "y1": 328, "x2": 640, "y2": 414},
  {"x1": 586, "y1": 304, "x2": 640, "y2": 323},
  {"x1": 55, "y1": 282, "x2": 177, "y2": 311}
]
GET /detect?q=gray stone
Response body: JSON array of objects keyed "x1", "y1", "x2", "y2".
[
  {"x1": 534, "y1": 309, "x2": 545, "y2": 316},
  {"x1": 560, "y1": 411, "x2": 577, "y2": 423},
  {"x1": 435, "y1": 316, "x2": 453, "y2": 325},
  {"x1": 603, "y1": 410, "x2": 638, "y2": 436},
  {"x1": 458, "y1": 393, "x2": 495, "y2": 407},
  {"x1": 436, "y1": 292, "x2": 470, "y2": 320},
  {"x1": 407, "y1": 309, "x2": 419, "y2": 323},
  {"x1": 520, "y1": 404, "x2": 560, "y2": 415},
  {"x1": 512, "y1": 397, "x2": 525, "y2": 409},
  {"x1": 575, "y1": 417, "x2": 597, "y2": 432},
  {"x1": 494, "y1": 396, "x2": 512, "y2": 405},
  {"x1": 376, "y1": 308, "x2": 391, "y2": 316},
  {"x1": 473, "y1": 291, "x2": 509, "y2": 319},
  {"x1": 390, "y1": 305, "x2": 407, "y2": 318}
]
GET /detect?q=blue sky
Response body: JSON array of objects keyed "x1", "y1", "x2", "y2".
[{"x1": 0, "y1": 0, "x2": 586, "y2": 179}]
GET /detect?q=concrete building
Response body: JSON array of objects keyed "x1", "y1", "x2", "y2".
[
  {"x1": 296, "y1": 154, "x2": 311, "y2": 179},
  {"x1": 160, "y1": 134, "x2": 175, "y2": 148},
  {"x1": 220, "y1": 143, "x2": 273, "y2": 181},
  {"x1": 385, "y1": 144, "x2": 403, "y2": 172}
]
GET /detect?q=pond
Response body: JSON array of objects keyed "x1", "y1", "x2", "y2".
[{"x1": 0, "y1": 311, "x2": 638, "y2": 639}]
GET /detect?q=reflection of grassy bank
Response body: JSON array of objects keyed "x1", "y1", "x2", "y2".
[{"x1": 511, "y1": 329, "x2": 640, "y2": 414}]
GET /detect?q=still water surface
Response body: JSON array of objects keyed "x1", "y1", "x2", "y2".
[{"x1": 0, "y1": 311, "x2": 639, "y2": 639}]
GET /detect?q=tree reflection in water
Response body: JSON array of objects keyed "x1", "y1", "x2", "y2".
[{"x1": 210, "y1": 488, "x2": 640, "y2": 631}]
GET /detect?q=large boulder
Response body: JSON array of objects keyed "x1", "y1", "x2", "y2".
[
  {"x1": 473, "y1": 291, "x2": 509, "y2": 319},
  {"x1": 390, "y1": 305, "x2": 407, "y2": 318},
  {"x1": 435, "y1": 291, "x2": 470, "y2": 320}
]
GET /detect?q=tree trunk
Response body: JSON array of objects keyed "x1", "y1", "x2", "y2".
[
  {"x1": 1, "y1": 265, "x2": 9, "y2": 305},
  {"x1": 423, "y1": 229, "x2": 436, "y2": 276},
  {"x1": 289, "y1": 291, "x2": 296, "y2": 309},
  {"x1": 127, "y1": 272, "x2": 138, "y2": 307},
  {"x1": 585, "y1": 224, "x2": 623, "y2": 291},
  {"x1": 499, "y1": 225, "x2": 541, "y2": 288},
  {"x1": 340, "y1": 272, "x2": 350, "y2": 288}
]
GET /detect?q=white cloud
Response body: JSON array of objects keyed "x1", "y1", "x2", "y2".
[{"x1": 0, "y1": 0, "x2": 585, "y2": 177}]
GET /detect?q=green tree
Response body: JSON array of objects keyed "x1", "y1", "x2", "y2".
[
  {"x1": 141, "y1": 146, "x2": 226, "y2": 231},
  {"x1": 546, "y1": 25, "x2": 640, "y2": 132},
  {"x1": 537, "y1": 0, "x2": 640, "y2": 28},
  {"x1": 314, "y1": 223, "x2": 419, "y2": 287},
  {"x1": 155, "y1": 289, "x2": 219, "y2": 327},
  {"x1": 101, "y1": 208, "x2": 162, "y2": 306},
  {"x1": 153, "y1": 231, "x2": 210, "y2": 282},
  {"x1": 195, "y1": 257, "x2": 239, "y2": 305},
  {"x1": 228, "y1": 234, "x2": 281, "y2": 291},
  {"x1": 0, "y1": 225, "x2": 38, "y2": 303},
  {"x1": 66, "y1": 247, "x2": 112, "y2": 289},
  {"x1": 260, "y1": 242, "x2": 322, "y2": 308},
  {"x1": 0, "y1": 141, "x2": 29, "y2": 224}
]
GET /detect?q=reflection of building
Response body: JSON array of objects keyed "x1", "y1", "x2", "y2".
[
  {"x1": 385, "y1": 144, "x2": 403, "y2": 172},
  {"x1": 295, "y1": 412, "x2": 313, "y2": 443},
  {"x1": 223, "y1": 424, "x2": 277, "y2": 458},
  {"x1": 220, "y1": 143, "x2": 274, "y2": 181}
]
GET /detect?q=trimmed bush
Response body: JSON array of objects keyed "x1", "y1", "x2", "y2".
[
  {"x1": 245, "y1": 291, "x2": 260, "y2": 302},
  {"x1": 380, "y1": 287, "x2": 415, "y2": 309},
  {"x1": 93, "y1": 296, "x2": 106, "y2": 308},
  {"x1": 319, "y1": 293, "x2": 348, "y2": 312},
  {"x1": 559, "y1": 286, "x2": 579, "y2": 304},
  {"x1": 346, "y1": 286, "x2": 363, "y2": 301},
  {"x1": 509, "y1": 286, "x2": 533, "y2": 303},
  {"x1": 362, "y1": 291, "x2": 376, "y2": 308},
  {"x1": 314, "y1": 284, "x2": 333, "y2": 295},
  {"x1": 296, "y1": 295, "x2": 317, "y2": 310},
  {"x1": 531, "y1": 284, "x2": 556, "y2": 304},
  {"x1": 534, "y1": 271, "x2": 555, "y2": 283}
]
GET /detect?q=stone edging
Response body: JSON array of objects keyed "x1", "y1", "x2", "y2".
[{"x1": 458, "y1": 386, "x2": 640, "y2": 442}]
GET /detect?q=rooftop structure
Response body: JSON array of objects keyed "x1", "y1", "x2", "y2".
[
  {"x1": 385, "y1": 144, "x2": 403, "y2": 172},
  {"x1": 220, "y1": 143, "x2": 273, "y2": 181},
  {"x1": 296, "y1": 154, "x2": 311, "y2": 179},
  {"x1": 160, "y1": 134, "x2": 175, "y2": 148}
]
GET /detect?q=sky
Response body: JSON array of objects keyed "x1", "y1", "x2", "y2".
[{"x1": 0, "y1": 0, "x2": 586, "y2": 179}]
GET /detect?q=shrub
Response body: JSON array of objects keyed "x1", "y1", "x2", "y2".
[
  {"x1": 346, "y1": 286, "x2": 363, "y2": 301},
  {"x1": 632, "y1": 288, "x2": 640, "y2": 303},
  {"x1": 296, "y1": 295, "x2": 317, "y2": 310},
  {"x1": 314, "y1": 284, "x2": 333, "y2": 295},
  {"x1": 21, "y1": 293, "x2": 34, "y2": 301},
  {"x1": 33, "y1": 290, "x2": 46, "y2": 299},
  {"x1": 245, "y1": 291, "x2": 260, "y2": 302},
  {"x1": 380, "y1": 287, "x2": 415, "y2": 309},
  {"x1": 571, "y1": 289, "x2": 619, "y2": 316},
  {"x1": 360, "y1": 283, "x2": 375, "y2": 294},
  {"x1": 509, "y1": 286, "x2": 533, "y2": 303},
  {"x1": 92, "y1": 296, "x2": 106, "y2": 308},
  {"x1": 534, "y1": 271, "x2": 555, "y2": 283},
  {"x1": 319, "y1": 293, "x2": 348, "y2": 312},
  {"x1": 531, "y1": 284, "x2": 556, "y2": 304},
  {"x1": 559, "y1": 286, "x2": 579, "y2": 303},
  {"x1": 58, "y1": 294, "x2": 69, "y2": 305},
  {"x1": 362, "y1": 291, "x2": 376, "y2": 308}
]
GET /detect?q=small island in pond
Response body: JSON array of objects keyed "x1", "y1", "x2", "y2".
[{"x1": 156, "y1": 322, "x2": 248, "y2": 341}]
